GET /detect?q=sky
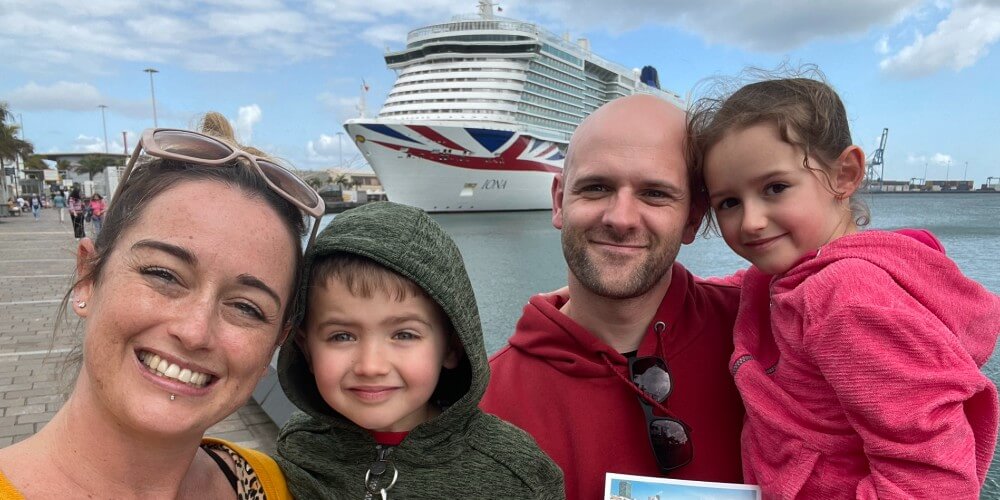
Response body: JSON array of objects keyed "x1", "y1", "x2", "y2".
[{"x1": 2, "y1": 0, "x2": 999, "y2": 184}]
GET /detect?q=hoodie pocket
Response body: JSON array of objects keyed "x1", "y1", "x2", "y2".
[
  {"x1": 744, "y1": 426, "x2": 820, "y2": 499},
  {"x1": 734, "y1": 356, "x2": 821, "y2": 499}
]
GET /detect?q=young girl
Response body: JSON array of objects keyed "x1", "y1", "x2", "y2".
[{"x1": 689, "y1": 75, "x2": 1000, "y2": 498}]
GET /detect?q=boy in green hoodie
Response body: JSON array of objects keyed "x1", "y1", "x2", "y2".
[{"x1": 276, "y1": 202, "x2": 564, "y2": 500}]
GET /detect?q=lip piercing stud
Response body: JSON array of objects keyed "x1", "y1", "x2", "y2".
[{"x1": 170, "y1": 394, "x2": 176, "y2": 401}]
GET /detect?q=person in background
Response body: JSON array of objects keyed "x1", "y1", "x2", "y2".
[
  {"x1": 68, "y1": 188, "x2": 86, "y2": 239},
  {"x1": 481, "y1": 94, "x2": 745, "y2": 499},
  {"x1": 89, "y1": 193, "x2": 106, "y2": 236},
  {"x1": 30, "y1": 195, "x2": 40, "y2": 220},
  {"x1": 0, "y1": 112, "x2": 325, "y2": 499},
  {"x1": 688, "y1": 71, "x2": 1000, "y2": 498},
  {"x1": 276, "y1": 202, "x2": 564, "y2": 499},
  {"x1": 53, "y1": 190, "x2": 66, "y2": 223}
]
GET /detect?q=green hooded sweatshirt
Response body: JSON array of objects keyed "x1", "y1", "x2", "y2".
[{"x1": 276, "y1": 202, "x2": 564, "y2": 500}]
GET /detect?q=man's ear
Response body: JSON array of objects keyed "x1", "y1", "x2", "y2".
[
  {"x1": 73, "y1": 238, "x2": 97, "y2": 318},
  {"x1": 682, "y1": 197, "x2": 706, "y2": 245},
  {"x1": 834, "y1": 145, "x2": 866, "y2": 198},
  {"x1": 551, "y1": 173, "x2": 565, "y2": 230}
]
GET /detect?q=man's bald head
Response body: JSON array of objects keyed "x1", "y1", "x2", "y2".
[{"x1": 564, "y1": 94, "x2": 687, "y2": 181}]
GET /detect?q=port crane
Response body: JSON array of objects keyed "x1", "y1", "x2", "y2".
[{"x1": 865, "y1": 128, "x2": 889, "y2": 191}]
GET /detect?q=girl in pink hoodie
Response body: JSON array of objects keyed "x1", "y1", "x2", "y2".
[{"x1": 688, "y1": 72, "x2": 1000, "y2": 499}]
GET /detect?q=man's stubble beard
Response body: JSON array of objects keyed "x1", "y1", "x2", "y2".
[{"x1": 561, "y1": 225, "x2": 680, "y2": 300}]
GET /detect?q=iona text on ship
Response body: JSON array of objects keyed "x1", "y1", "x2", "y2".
[{"x1": 345, "y1": 0, "x2": 682, "y2": 212}]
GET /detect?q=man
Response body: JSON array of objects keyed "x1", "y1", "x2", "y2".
[{"x1": 481, "y1": 95, "x2": 745, "y2": 499}]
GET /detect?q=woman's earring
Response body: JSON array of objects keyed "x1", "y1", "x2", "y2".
[{"x1": 77, "y1": 301, "x2": 86, "y2": 308}]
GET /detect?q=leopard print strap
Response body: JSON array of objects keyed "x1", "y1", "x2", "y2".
[{"x1": 202, "y1": 443, "x2": 267, "y2": 500}]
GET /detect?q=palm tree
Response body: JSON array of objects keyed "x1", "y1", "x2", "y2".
[
  {"x1": 332, "y1": 172, "x2": 350, "y2": 190},
  {"x1": 306, "y1": 177, "x2": 323, "y2": 190},
  {"x1": 0, "y1": 101, "x2": 34, "y2": 199},
  {"x1": 22, "y1": 155, "x2": 48, "y2": 171},
  {"x1": 75, "y1": 155, "x2": 115, "y2": 180}
]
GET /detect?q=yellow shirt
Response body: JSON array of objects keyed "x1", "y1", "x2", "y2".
[
  {"x1": 0, "y1": 469, "x2": 25, "y2": 500},
  {"x1": 0, "y1": 439, "x2": 289, "y2": 500}
]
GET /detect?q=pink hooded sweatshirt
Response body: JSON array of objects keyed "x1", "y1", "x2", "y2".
[{"x1": 733, "y1": 229, "x2": 999, "y2": 499}]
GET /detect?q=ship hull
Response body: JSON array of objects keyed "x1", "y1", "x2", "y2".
[{"x1": 345, "y1": 120, "x2": 565, "y2": 212}]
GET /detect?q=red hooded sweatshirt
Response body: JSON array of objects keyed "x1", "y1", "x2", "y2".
[
  {"x1": 481, "y1": 263, "x2": 745, "y2": 500},
  {"x1": 734, "y1": 229, "x2": 1000, "y2": 499}
]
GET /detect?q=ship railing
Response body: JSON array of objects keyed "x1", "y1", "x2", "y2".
[
  {"x1": 406, "y1": 19, "x2": 640, "y2": 86},
  {"x1": 408, "y1": 18, "x2": 540, "y2": 41}
]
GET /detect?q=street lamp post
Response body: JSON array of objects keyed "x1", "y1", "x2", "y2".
[
  {"x1": 946, "y1": 160, "x2": 951, "y2": 182},
  {"x1": 143, "y1": 68, "x2": 159, "y2": 127},
  {"x1": 98, "y1": 104, "x2": 109, "y2": 154},
  {"x1": 336, "y1": 131, "x2": 344, "y2": 170},
  {"x1": 12, "y1": 113, "x2": 25, "y2": 198}
]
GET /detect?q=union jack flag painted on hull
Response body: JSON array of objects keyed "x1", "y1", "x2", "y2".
[{"x1": 360, "y1": 123, "x2": 564, "y2": 174}]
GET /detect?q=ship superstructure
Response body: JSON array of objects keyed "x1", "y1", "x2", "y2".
[{"x1": 345, "y1": 0, "x2": 682, "y2": 212}]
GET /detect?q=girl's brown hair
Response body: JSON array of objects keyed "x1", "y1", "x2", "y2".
[{"x1": 687, "y1": 65, "x2": 870, "y2": 231}]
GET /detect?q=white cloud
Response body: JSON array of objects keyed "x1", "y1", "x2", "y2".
[
  {"x1": 5, "y1": 81, "x2": 166, "y2": 120},
  {"x1": 7, "y1": 81, "x2": 103, "y2": 111},
  {"x1": 521, "y1": 0, "x2": 920, "y2": 51},
  {"x1": 309, "y1": 0, "x2": 463, "y2": 24},
  {"x1": 234, "y1": 105, "x2": 263, "y2": 144},
  {"x1": 906, "y1": 152, "x2": 953, "y2": 165},
  {"x1": 317, "y1": 92, "x2": 366, "y2": 122},
  {"x1": 932, "y1": 152, "x2": 953, "y2": 165},
  {"x1": 307, "y1": 133, "x2": 342, "y2": 163},
  {"x1": 361, "y1": 23, "x2": 411, "y2": 48},
  {"x1": 876, "y1": 35, "x2": 891, "y2": 54},
  {"x1": 880, "y1": 1, "x2": 1000, "y2": 77},
  {"x1": 304, "y1": 131, "x2": 366, "y2": 169},
  {"x1": 73, "y1": 134, "x2": 108, "y2": 153},
  {"x1": 0, "y1": 1, "x2": 344, "y2": 74}
]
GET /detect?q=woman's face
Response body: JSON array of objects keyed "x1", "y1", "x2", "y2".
[{"x1": 73, "y1": 180, "x2": 296, "y2": 439}]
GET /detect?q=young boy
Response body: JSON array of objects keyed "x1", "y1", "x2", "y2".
[{"x1": 276, "y1": 202, "x2": 564, "y2": 499}]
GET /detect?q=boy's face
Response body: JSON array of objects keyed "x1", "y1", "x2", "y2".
[{"x1": 302, "y1": 278, "x2": 459, "y2": 432}]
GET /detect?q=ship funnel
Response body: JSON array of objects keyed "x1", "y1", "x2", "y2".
[{"x1": 577, "y1": 38, "x2": 590, "y2": 51}]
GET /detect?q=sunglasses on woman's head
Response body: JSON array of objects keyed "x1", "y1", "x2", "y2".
[
  {"x1": 629, "y1": 355, "x2": 694, "y2": 473},
  {"x1": 115, "y1": 128, "x2": 325, "y2": 248}
]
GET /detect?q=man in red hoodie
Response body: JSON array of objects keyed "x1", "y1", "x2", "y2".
[{"x1": 481, "y1": 94, "x2": 745, "y2": 499}]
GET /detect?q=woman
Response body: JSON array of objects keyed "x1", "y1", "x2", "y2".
[
  {"x1": 53, "y1": 190, "x2": 66, "y2": 222},
  {"x1": 0, "y1": 113, "x2": 324, "y2": 499},
  {"x1": 67, "y1": 187, "x2": 85, "y2": 239},
  {"x1": 89, "y1": 193, "x2": 106, "y2": 235},
  {"x1": 30, "y1": 195, "x2": 40, "y2": 220}
]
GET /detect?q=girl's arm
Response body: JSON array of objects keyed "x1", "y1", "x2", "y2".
[{"x1": 805, "y1": 275, "x2": 997, "y2": 498}]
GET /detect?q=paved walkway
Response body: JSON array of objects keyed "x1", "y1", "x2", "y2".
[{"x1": 0, "y1": 208, "x2": 279, "y2": 454}]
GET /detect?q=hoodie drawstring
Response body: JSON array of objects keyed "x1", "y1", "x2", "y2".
[{"x1": 599, "y1": 351, "x2": 673, "y2": 415}]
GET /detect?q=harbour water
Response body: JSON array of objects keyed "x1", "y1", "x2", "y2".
[{"x1": 320, "y1": 192, "x2": 1000, "y2": 493}]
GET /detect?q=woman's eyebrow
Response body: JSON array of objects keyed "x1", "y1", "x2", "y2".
[
  {"x1": 132, "y1": 240, "x2": 281, "y2": 306},
  {"x1": 132, "y1": 240, "x2": 197, "y2": 266},
  {"x1": 237, "y1": 274, "x2": 281, "y2": 307}
]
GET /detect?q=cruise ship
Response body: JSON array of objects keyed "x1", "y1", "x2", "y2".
[{"x1": 344, "y1": 0, "x2": 683, "y2": 212}]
